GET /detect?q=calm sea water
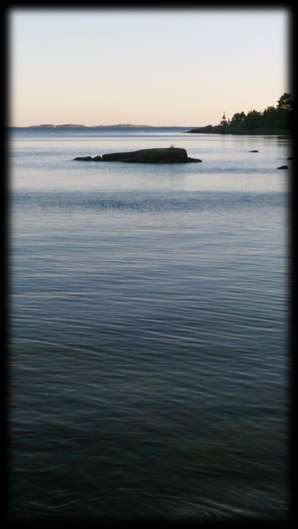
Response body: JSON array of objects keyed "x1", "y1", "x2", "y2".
[{"x1": 9, "y1": 129, "x2": 289, "y2": 521}]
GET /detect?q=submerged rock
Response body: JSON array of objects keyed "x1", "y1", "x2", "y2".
[
  {"x1": 277, "y1": 165, "x2": 288, "y2": 170},
  {"x1": 249, "y1": 150, "x2": 259, "y2": 152},
  {"x1": 74, "y1": 147, "x2": 201, "y2": 164}
]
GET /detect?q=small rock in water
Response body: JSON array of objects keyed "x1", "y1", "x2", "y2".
[
  {"x1": 249, "y1": 150, "x2": 259, "y2": 153},
  {"x1": 277, "y1": 165, "x2": 288, "y2": 170}
]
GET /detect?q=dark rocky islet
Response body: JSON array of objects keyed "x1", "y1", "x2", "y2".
[{"x1": 74, "y1": 147, "x2": 202, "y2": 164}]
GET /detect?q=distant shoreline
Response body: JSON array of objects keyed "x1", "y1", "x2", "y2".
[
  {"x1": 186, "y1": 127, "x2": 290, "y2": 136},
  {"x1": 9, "y1": 125, "x2": 290, "y2": 136},
  {"x1": 10, "y1": 124, "x2": 191, "y2": 131}
]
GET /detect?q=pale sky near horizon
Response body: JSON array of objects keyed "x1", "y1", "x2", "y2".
[{"x1": 9, "y1": 9, "x2": 289, "y2": 127}]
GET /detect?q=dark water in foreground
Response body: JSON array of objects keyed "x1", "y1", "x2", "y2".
[{"x1": 9, "y1": 130, "x2": 289, "y2": 520}]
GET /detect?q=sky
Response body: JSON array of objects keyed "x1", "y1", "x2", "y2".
[{"x1": 9, "y1": 9, "x2": 289, "y2": 127}]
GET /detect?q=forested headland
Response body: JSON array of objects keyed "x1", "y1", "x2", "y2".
[{"x1": 188, "y1": 93, "x2": 293, "y2": 134}]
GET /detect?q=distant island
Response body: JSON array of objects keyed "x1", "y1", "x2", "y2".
[
  {"x1": 11, "y1": 123, "x2": 190, "y2": 131},
  {"x1": 187, "y1": 93, "x2": 293, "y2": 135},
  {"x1": 26, "y1": 123, "x2": 150, "y2": 129}
]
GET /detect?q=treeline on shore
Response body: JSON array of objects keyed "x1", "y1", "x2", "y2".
[{"x1": 188, "y1": 93, "x2": 293, "y2": 134}]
